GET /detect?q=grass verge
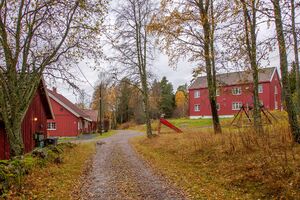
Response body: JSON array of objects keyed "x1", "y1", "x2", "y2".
[
  {"x1": 6, "y1": 142, "x2": 96, "y2": 199},
  {"x1": 131, "y1": 121, "x2": 300, "y2": 199}
]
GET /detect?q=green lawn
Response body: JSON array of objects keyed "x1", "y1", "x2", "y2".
[{"x1": 167, "y1": 118, "x2": 213, "y2": 128}]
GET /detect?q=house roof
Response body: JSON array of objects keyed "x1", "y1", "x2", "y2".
[
  {"x1": 189, "y1": 67, "x2": 277, "y2": 89},
  {"x1": 47, "y1": 89, "x2": 92, "y2": 122},
  {"x1": 82, "y1": 109, "x2": 98, "y2": 122},
  {"x1": 40, "y1": 79, "x2": 55, "y2": 120}
]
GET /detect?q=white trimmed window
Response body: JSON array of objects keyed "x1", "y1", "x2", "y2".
[
  {"x1": 274, "y1": 86, "x2": 278, "y2": 94},
  {"x1": 275, "y1": 101, "x2": 278, "y2": 109},
  {"x1": 216, "y1": 88, "x2": 220, "y2": 96},
  {"x1": 232, "y1": 87, "x2": 241, "y2": 95},
  {"x1": 194, "y1": 104, "x2": 200, "y2": 112},
  {"x1": 47, "y1": 122, "x2": 56, "y2": 130},
  {"x1": 216, "y1": 103, "x2": 220, "y2": 111},
  {"x1": 194, "y1": 90, "x2": 200, "y2": 98},
  {"x1": 258, "y1": 84, "x2": 263, "y2": 93},
  {"x1": 232, "y1": 102, "x2": 242, "y2": 110}
]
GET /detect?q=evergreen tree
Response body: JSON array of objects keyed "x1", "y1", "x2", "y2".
[{"x1": 159, "y1": 77, "x2": 175, "y2": 118}]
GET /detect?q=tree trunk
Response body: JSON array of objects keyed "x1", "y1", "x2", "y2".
[
  {"x1": 5, "y1": 118, "x2": 24, "y2": 157},
  {"x1": 241, "y1": 0, "x2": 263, "y2": 133},
  {"x1": 272, "y1": 0, "x2": 300, "y2": 142},
  {"x1": 291, "y1": 0, "x2": 300, "y2": 111},
  {"x1": 201, "y1": 2, "x2": 222, "y2": 134}
]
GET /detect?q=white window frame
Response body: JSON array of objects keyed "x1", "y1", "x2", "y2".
[
  {"x1": 194, "y1": 90, "x2": 200, "y2": 98},
  {"x1": 216, "y1": 103, "x2": 220, "y2": 111},
  {"x1": 274, "y1": 86, "x2": 278, "y2": 94},
  {"x1": 232, "y1": 87, "x2": 242, "y2": 95},
  {"x1": 232, "y1": 102, "x2": 242, "y2": 110},
  {"x1": 258, "y1": 84, "x2": 263, "y2": 93},
  {"x1": 216, "y1": 88, "x2": 220, "y2": 96},
  {"x1": 47, "y1": 122, "x2": 56, "y2": 130},
  {"x1": 194, "y1": 104, "x2": 200, "y2": 112}
]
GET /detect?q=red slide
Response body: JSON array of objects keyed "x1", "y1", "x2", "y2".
[{"x1": 159, "y1": 118, "x2": 183, "y2": 133}]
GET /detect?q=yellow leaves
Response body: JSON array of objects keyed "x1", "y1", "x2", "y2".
[{"x1": 175, "y1": 90, "x2": 186, "y2": 107}]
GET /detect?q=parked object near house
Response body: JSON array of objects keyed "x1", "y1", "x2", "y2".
[
  {"x1": 0, "y1": 80, "x2": 54, "y2": 160},
  {"x1": 47, "y1": 88, "x2": 93, "y2": 137},
  {"x1": 189, "y1": 67, "x2": 282, "y2": 119}
]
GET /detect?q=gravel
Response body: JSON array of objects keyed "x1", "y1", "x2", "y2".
[{"x1": 80, "y1": 130, "x2": 187, "y2": 200}]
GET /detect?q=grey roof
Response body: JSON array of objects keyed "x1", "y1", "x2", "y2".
[{"x1": 189, "y1": 67, "x2": 276, "y2": 89}]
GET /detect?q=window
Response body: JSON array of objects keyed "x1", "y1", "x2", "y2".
[
  {"x1": 216, "y1": 103, "x2": 220, "y2": 111},
  {"x1": 216, "y1": 88, "x2": 220, "y2": 96},
  {"x1": 275, "y1": 101, "x2": 278, "y2": 109},
  {"x1": 194, "y1": 90, "x2": 200, "y2": 98},
  {"x1": 47, "y1": 122, "x2": 56, "y2": 130},
  {"x1": 275, "y1": 86, "x2": 278, "y2": 94},
  {"x1": 258, "y1": 84, "x2": 263, "y2": 93},
  {"x1": 232, "y1": 102, "x2": 242, "y2": 110},
  {"x1": 194, "y1": 104, "x2": 200, "y2": 112},
  {"x1": 232, "y1": 87, "x2": 241, "y2": 95}
]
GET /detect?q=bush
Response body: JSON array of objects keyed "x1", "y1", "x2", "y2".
[{"x1": 0, "y1": 143, "x2": 77, "y2": 197}]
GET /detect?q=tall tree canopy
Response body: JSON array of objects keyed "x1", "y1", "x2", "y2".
[{"x1": 0, "y1": 0, "x2": 107, "y2": 156}]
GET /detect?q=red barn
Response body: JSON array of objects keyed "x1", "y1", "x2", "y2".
[
  {"x1": 0, "y1": 80, "x2": 54, "y2": 160},
  {"x1": 47, "y1": 88, "x2": 93, "y2": 137},
  {"x1": 189, "y1": 67, "x2": 282, "y2": 118}
]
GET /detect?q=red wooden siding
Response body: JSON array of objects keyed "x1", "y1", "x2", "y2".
[
  {"x1": 47, "y1": 98, "x2": 79, "y2": 137},
  {"x1": 189, "y1": 70, "x2": 282, "y2": 118},
  {"x1": 0, "y1": 86, "x2": 51, "y2": 160}
]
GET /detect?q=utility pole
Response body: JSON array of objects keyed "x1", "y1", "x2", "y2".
[{"x1": 97, "y1": 83, "x2": 103, "y2": 134}]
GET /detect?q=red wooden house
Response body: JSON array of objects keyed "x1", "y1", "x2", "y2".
[
  {"x1": 189, "y1": 67, "x2": 282, "y2": 118},
  {"x1": 0, "y1": 80, "x2": 54, "y2": 160},
  {"x1": 47, "y1": 88, "x2": 95, "y2": 137}
]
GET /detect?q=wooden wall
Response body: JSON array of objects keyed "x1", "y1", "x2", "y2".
[{"x1": 0, "y1": 88, "x2": 48, "y2": 160}]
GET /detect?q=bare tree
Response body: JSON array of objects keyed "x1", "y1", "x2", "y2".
[
  {"x1": 107, "y1": 0, "x2": 155, "y2": 137},
  {"x1": 149, "y1": 0, "x2": 226, "y2": 133},
  {"x1": 290, "y1": 0, "x2": 300, "y2": 110},
  {"x1": 0, "y1": 0, "x2": 107, "y2": 156},
  {"x1": 271, "y1": 0, "x2": 300, "y2": 142}
]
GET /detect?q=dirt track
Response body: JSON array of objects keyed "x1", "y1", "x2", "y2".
[{"x1": 80, "y1": 130, "x2": 187, "y2": 200}]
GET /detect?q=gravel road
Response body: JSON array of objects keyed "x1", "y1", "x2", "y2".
[{"x1": 80, "y1": 130, "x2": 187, "y2": 200}]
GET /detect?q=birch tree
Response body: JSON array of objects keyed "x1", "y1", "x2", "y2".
[
  {"x1": 236, "y1": 0, "x2": 263, "y2": 133},
  {"x1": 271, "y1": 0, "x2": 300, "y2": 142},
  {"x1": 0, "y1": 0, "x2": 107, "y2": 156},
  {"x1": 149, "y1": 0, "x2": 226, "y2": 133},
  {"x1": 107, "y1": 0, "x2": 155, "y2": 137}
]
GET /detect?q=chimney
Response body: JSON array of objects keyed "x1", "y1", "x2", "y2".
[{"x1": 52, "y1": 87, "x2": 57, "y2": 93}]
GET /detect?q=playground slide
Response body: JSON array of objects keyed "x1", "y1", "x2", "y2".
[{"x1": 159, "y1": 118, "x2": 183, "y2": 133}]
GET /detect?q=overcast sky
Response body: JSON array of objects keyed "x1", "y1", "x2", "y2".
[{"x1": 52, "y1": 0, "x2": 290, "y2": 106}]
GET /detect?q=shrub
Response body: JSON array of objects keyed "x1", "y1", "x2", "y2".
[{"x1": 0, "y1": 143, "x2": 77, "y2": 197}]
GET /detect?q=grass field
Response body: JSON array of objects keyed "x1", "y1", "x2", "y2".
[
  {"x1": 6, "y1": 131, "x2": 118, "y2": 199},
  {"x1": 131, "y1": 115, "x2": 300, "y2": 199}
]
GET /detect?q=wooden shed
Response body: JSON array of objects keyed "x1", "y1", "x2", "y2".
[{"x1": 0, "y1": 80, "x2": 54, "y2": 160}]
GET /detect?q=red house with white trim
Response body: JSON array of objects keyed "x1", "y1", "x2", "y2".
[
  {"x1": 0, "y1": 80, "x2": 54, "y2": 160},
  {"x1": 189, "y1": 67, "x2": 282, "y2": 118},
  {"x1": 47, "y1": 88, "x2": 95, "y2": 137}
]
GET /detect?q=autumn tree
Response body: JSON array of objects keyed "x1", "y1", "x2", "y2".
[
  {"x1": 0, "y1": 0, "x2": 107, "y2": 156},
  {"x1": 271, "y1": 0, "x2": 300, "y2": 142},
  {"x1": 149, "y1": 0, "x2": 223, "y2": 133},
  {"x1": 290, "y1": 0, "x2": 300, "y2": 110},
  {"x1": 107, "y1": 0, "x2": 156, "y2": 137},
  {"x1": 174, "y1": 84, "x2": 188, "y2": 118},
  {"x1": 233, "y1": 0, "x2": 263, "y2": 133}
]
